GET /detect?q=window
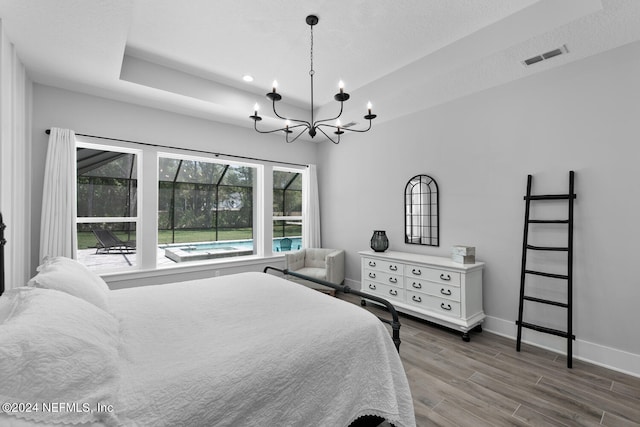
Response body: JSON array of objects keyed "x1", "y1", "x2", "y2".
[
  {"x1": 158, "y1": 154, "x2": 256, "y2": 263},
  {"x1": 76, "y1": 143, "x2": 140, "y2": 271},
  {"x1": 75, "y1": 138, "x2": 309, "y2": 273},
  {"x1": 273, "y1": 168, "x2": 302, "y2": 252}
]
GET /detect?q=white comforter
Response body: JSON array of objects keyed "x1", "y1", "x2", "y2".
[{"x1": 110, "y1": 272, "x2": 415, "y2": 427}]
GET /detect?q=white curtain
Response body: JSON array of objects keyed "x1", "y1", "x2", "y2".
[
  {"x1": 0, "y1": 24, "x2": 32, "y2": 290},
  {"x1": 39, "y1": 128, "x2": 77, "y2": 261},
  {"x1": 303, "y1": 164, "x2": 321, "y2": 248}
]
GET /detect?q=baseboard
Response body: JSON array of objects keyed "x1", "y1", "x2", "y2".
[
  {"x1": 343, "y1": 278, "x2": 640, "y2": 378},
  {"x1": 344, "y1": 277, "x2": 360, "y2": 288},
  {"x1": 484, "y1": 315, "x2": 640, "y2": 378}
]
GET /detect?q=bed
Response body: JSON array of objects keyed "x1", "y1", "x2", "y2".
[{"x1": 0, "y1": 253, "x2": 416, "y2": 427}]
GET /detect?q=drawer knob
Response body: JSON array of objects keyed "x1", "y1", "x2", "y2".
[
  {"x1": 368, "y1": 272, "x2": 376, "y2": 279},
  {"x1": 440, "y1": 273, "x2": 451, "y2": 281},
  {"x1": 412, "y1": 268, "x2": 421, "y2": 275},
  {"x1": 368, "y1": 284, "x2": 377, "y2": 290},
  {"x1": 412, "y1": 282, "x2": 422, "y2": 289},
  {"x1": 389, "y1": 277, "x2": 398, "y2": 284},
  {"x1": 368, "y1": 261, "x2": 376, "y2": 267},
  {"x1": 412, "y1": 295, "x2": 422, "y2": 303},
  {"x1": 389, "y1": 289, "x2": 398, "y2": 296},
  {"x1": 440, "y1": 288, "x2": 452, "y2": 296},
  {"x1": 389, "y1": 265, "x2": 398, "y2": 271},
  {"x1": 440, "y1": 302, "x2": 452, "y2": 311}
]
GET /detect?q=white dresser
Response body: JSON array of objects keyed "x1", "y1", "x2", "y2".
[{"x1": 359, "y1": 250, "x2": 485, "y2": 341}]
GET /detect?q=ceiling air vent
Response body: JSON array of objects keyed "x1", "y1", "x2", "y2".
[{"x1": 522, "y1": 45, "x2": 569, "y2": 67}]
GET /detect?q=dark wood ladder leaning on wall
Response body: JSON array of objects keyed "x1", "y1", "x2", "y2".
[{"x1": 516, "y1": 171, "x2": 576, "y2": 368}]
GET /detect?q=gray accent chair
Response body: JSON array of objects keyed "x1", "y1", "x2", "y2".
[{"x1": 284, "y1": 248, "x2": 345, "y2": 294}]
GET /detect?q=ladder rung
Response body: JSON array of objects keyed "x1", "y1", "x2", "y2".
[
  {"x1": 524, "y1": 194, "x2": 576, "y2": 200},
  {"x1": 526, "y1": 244, "x2": 568, "y2": 251},
  {"x1": 523, "y1": 296, "x2": 568, "y2": 307},
  {"x1": 516, "y1": 321, "x2": 576, "y2": 340},
  {"x1": 525, "y1": 269, "x2": 569, "y2": 280},
  {"x1": 528, "y1": 219, "x2": 569, "y2": 224}
]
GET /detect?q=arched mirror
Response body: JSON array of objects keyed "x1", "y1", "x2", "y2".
[{"x1": 405, "y1": 175, "x2": 439, "y2": 246}]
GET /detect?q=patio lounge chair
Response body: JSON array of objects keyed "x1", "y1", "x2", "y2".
[
  {"x1": 279, "y1": 237, "x2": 292, "y2": 251},
  {"x1": 92, "y1": 229, "x2": 136, "y2": 254}
]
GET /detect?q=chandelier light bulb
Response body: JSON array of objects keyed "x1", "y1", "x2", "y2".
[
  {"x1": 272, "y1": 80, "x2": 278, "y2": 92},
  {"x1": 367, "y1": 101, "x2": 372, "y2": 112},
  {"x1": 338, "y1": 80, "x2": 344, "y2": 93}
]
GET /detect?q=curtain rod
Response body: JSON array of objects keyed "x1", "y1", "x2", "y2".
[{"x1": 45, "y1": 129, "x2": 309, "y2": 168}]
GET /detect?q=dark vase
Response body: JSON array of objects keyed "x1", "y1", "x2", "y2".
[{"x1": 370, "y1": 230, "x2": 389, "y2": 252}]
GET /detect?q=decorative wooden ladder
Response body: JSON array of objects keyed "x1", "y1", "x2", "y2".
[{"x1": 516, "y1": 171, "x2": 576, "y2": 368}]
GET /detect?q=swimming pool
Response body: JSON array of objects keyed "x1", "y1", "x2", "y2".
[{"x1": 163, "y1": 237, "x2": 302, "y2": 263}]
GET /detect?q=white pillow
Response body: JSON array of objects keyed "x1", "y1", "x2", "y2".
[
  {"x1": 27, "y1": 256, "x2": 110, "y2": 311},
  {"x1": 0, "y1": 287, "x2": 120, "y2": 425}
]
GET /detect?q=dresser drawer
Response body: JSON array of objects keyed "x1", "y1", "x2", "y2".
[
  {"x1": 363, "y1": 258, "x2": 404, "y2": 275},
  {"x1": 364, "y1": 268, "x2": 403, "y2": 288},
  {"x1": 406, "y1": 291, "x2": 461, "y2": 317},
  {"x1": 406, "y1": 279, "x2": 460, "y2": 302},
  {"x1": 363, "y1": 280, "x2": 405, "y2": 303},
  {"x1": 405, "y1": 264, "x2": 460, "y2": 286}
]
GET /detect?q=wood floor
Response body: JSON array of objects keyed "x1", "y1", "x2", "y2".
[{"x1": 337, "y1": 294, "x2": 640, "y2": 427}]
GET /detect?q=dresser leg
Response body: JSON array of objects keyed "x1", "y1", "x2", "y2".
[
  {"x1": 462, "y1": 332, "x2": 470, "y2": 342},
  {"x1": 360, "y1": 299, "x2": 367, "y2": 306},
  {"x1": 473, "y1": 324, "x2": 483, "y2": 333}
]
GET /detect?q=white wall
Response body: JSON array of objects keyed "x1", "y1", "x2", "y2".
[
  {"x1": 317, "y1": 40, "x2": 640, "y2": 376},
  {"x1": 31, "y1": 84, "x2": 318, "y2": 281}
]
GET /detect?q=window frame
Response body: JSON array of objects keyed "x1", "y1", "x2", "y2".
[
  {"x1": 75, "y1": 140, "x2": 142, "y2": 270},
  {"x1": 272, "y1": 166, "x2": 303, "y2": 250},
  {"x1": 157, "y1": 151, "x2": 259, "y2": 258},
  {"x1": 74, "y1": 137, "x2": 309, "y2": 276}
]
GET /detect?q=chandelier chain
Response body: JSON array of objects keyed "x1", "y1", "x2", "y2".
[{"x1": 309, "y1": 24, "x2": 314, "y2": 76}]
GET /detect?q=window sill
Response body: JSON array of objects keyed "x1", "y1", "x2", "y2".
[{"x1": 102, "y1": 254, "x2": 286, "y2": 290}]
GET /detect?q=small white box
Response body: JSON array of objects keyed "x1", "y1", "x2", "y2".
[
  {"x1": 452, "y1": 254, "x2": 476, "y2": 264},
  {"x1": 452, "y1": 245, "x2": 476, "y2": 256}
]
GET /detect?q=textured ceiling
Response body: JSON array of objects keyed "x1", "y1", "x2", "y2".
[{"x1": 0, "y1": 0, "x2": 639, "y2": 137}]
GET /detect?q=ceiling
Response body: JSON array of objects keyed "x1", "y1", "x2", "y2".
[{"x1": 1, "y1": 0, "x2": 639, "y2": 139}]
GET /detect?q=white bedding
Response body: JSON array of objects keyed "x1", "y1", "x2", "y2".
[
  {"x1": 1, "y1": 270, "x2": 415, "y2": 427},
  {"x1": 112, "y1": 272, "x2": 415, "y2": 427}
]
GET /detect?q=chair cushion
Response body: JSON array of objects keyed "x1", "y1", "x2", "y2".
[
  {"x1": 304, "y1": 248, "x2": 334, "y2": 269},
  {"x1": 295, "y1": 267, "x2": 327, "y2": 281}
]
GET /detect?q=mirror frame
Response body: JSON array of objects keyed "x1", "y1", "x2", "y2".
[{"x1": 404, "y1": 174, "x2": 439, "y2": 246}]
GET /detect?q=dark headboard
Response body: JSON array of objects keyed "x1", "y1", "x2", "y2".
[{"x1": 0, "y1": 212, "x2": 5, "y2": 296}]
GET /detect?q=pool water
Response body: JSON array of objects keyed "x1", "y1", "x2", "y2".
[{"x1": 162, "y1": 237, "x2": 302, "y2": 262}]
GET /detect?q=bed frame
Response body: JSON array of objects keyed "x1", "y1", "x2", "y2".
[{"x1": 263, "y1": 266, "x2": 402, "y2": 352}]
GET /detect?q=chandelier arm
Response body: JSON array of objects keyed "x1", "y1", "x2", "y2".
[
  {"x1": 285, "y1": 126, "x2": 310, "y2": 144},
  {"x1": 254, "y1": 120, "x2": 308, "y2": 135},
  {"x1": 316, "y1": 119, "x2": 373, "y2": 134},
  {"x1": 315, "y1": 125, "x2": 341, "y2": 144},
  {"x1": 312, "y1": 102, "x2": 345, "y2": 127},
  {"x1": 269, "y1": 99, "x2": 312, "y2": 128}
]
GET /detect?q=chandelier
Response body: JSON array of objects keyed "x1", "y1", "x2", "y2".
[{"x1": 249, "y1": 15, "x2": 377, "y2": 144}]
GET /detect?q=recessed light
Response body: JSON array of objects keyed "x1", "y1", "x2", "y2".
[{"x1": 242, "y1": 74, "x2": 254, "y2": 82}]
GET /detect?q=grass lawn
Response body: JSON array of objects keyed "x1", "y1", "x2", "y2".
[{"x1": 78, "y1": 226, "x2": 299, "y2": 249}]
